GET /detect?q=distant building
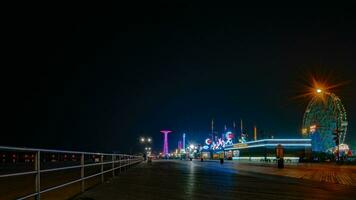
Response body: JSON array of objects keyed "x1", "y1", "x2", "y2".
[{"x1": 223, "y1": 139, "x2": 312, "y2": 162}]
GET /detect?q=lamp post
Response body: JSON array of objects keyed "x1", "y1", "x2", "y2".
[
  {"x1": 144, "y1": 147, "x2": 152, "y2": 155},
  {"x1": 140, "y1": 137, "x2": 152, "y2": 144},
  {"x1": 129, "y1": 136, "x2": 152, "y2": 155}
]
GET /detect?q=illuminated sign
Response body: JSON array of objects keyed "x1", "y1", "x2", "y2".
[
  {"x1": 225, "y1": 131, "x2": 234, "y2": 139},
  {"x1": 212, "y1": 138, "x2": 225, "y2": 150},
  {"x1": 225, "y1": 131, "x2": 234, "y2": 146},
  {"x1": 233, "y1": 143, "x2": 248, "y2": 148},
  {"x1": 233, "y1": 150, "x2": 240, "y2": 157}
]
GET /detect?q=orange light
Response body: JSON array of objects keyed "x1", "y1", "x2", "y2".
[
  {"x1": 310, "y1": 125, "x2": 317, "y2": 133},
  {"x1": 312, "y1": 78, "x2": 327, "y2": 96},
  {"x1": 291, "y1": 72, "x2": 350, "y2": 102},
  {"x1": 301, "y1": 128, "x2": 308, "y2": 135}
]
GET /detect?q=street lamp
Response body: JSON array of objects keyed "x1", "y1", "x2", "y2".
[{"x1": 140, "y1": 137, "x2": 152, "y2": 143}]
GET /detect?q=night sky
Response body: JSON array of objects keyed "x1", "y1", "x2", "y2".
[{"x1": 4, "y1": 3, "x2": 356, "y2": 153}]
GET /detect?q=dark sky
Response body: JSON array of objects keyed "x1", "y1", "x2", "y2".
[{"x1": 4, "y1": 3, "x2": 356, "y2": 153}]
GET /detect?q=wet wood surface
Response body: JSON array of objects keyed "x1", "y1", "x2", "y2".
[
  {"x1": 226, "y1": 161, "x2": 356, "y2": 186},
  {"x1": 74, "y1": 160, "x2": 356, "y2": 200}
]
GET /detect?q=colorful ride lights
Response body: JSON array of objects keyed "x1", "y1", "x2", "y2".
[{"x1": 160, "y1": 130, "x2": 172, "y2": 156}]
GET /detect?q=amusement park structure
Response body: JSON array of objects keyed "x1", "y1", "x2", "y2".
[
  {"x1": 302, "y1": 88, "x2": 348, "y2": 152},
  {"x1": 160, "y1": 130, "x2": 172, "y2": 157}
]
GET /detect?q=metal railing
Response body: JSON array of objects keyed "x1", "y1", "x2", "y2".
[{"x1": 0, "y1": 146, "x2": 143, "y2": 200}]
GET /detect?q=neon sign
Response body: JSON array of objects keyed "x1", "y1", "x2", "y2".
[{"x1": 225, "y1": 131, "x2": 234, "y2": 145}]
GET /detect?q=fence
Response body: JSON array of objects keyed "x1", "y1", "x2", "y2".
[{"x1": 0, "y1": 146, "x2": 143, "y2": 200}]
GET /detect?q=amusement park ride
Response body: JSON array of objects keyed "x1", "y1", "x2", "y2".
[
  {"x1": 301, "y1": 85, "x2": 350, "y2": 156},
  {"x1": 159, "y1": 80, "x2": 352, "y2": 160}
]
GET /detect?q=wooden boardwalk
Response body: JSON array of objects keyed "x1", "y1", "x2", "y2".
[
  {"x1": 229, "y1": 162, "x2": 356, "y2": 186},
  {"x1": 74, "y1": 160, "x2": 356, "y2": 200}
]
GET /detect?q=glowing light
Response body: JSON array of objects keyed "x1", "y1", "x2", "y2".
[
  {"x1": 224, "y1": 138, "x2": 312, "y2": 150},
  {"x1": 225, "y1": 131, "x2": 234, "y2": 139},
  {"x1": 333, "y1": 143, "x2": 350, "y2": 154},
  {"x1": 211, "y1": 138, "x2": 226, "y2": 150},
  {"x1": 302, "y1": 128, "x2": 308, "y2": 135},
  {"x1": 310, "y1": 125, "x2": 317, "y2": 133},
  {"x1": 140, "y1": 138, "x2": 145, "y2": 142},
  {"x1": 147, "y1": 138, "x2": 152, "y2": 142},
  {"x1": 189, "y1": 144, "x2": 195, "y2": 149},
  {"x1": 224, "y1": 143, "x2": 311, "y2": 150},
  {"x1": 160, "y1": 130, "x2": 172, "y2": 156},
  {"x1": 225, "y1": 131, "x2": 234, "y2": 146},
  {"x1": 292, "y1": 74, "x2": 350, "y2": 103},
  {"x1": 233, "y1": 157, "x2": 300, "y2": 161}
]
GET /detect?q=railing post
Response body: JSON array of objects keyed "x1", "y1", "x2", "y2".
[
  {"x1": 127, "y1": 155, "x2": 129, "y2": 170},
  {"x1": 112, "y1": 155, "x2": 115, "y2": 177},
  {"x1": 35, "y1": 151, "x2": 41, "y2": 200},
  {"x1": 127, "y1": 155, "x2": 130, "y2": 168},
  {"x1": 81, "y1": 153, "x2": 85, "y2": 192},
  {"x1": 101, "y1": 154, "x2": 104, "y2": 183},
  {"x1": 130, "y1": 155, "x2": 132, "y2": 167},
  {"x1": 119, "y1": 155, "x2": 121, "y2": 173},
  {"x1": 124, "y1": 155, "x2": 127, "y2": 171}
]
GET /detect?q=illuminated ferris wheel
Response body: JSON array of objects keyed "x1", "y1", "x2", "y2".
[{"x1": 302, "y1": 89, "x2": 348, "y2": 152}]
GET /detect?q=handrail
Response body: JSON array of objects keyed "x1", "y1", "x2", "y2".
[
  {"x1": 0, "y1": 145, "x2": 130, "y2": 156},
  {"x1": 0, "y1": 170, "x2": 37, "y2": 178},
  {"x1": 0, "y1": 146, "x2": 143, "y2": 200}
]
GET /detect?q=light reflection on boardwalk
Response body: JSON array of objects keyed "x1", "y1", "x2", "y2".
[
  {"x1": 231, "y1": 162, "x2": 356, "y2": 186},
  {"x1": 75, "y1": 160, "x2": 356, "y2": 200}
]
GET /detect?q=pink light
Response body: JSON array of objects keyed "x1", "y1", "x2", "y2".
[
  {"x1": 160, "y1": 130, "x2": 172, "y2": 134},
  {"x1": 160, "y1": 130, "x2": 172, "y2": 156}
]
